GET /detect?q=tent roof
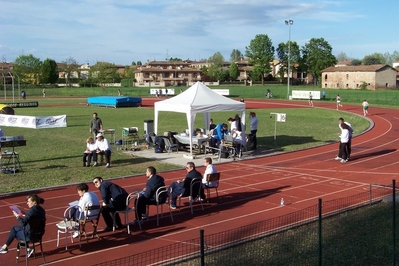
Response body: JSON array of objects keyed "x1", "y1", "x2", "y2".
[{"x1": 154, "y1": 82, "x2": 245, "y2": 113}]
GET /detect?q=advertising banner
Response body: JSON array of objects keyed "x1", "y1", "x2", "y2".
[{"x1": 0, "y1": 114, "x2": 67, "y2": 129}]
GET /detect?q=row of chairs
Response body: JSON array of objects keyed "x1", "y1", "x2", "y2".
[{"x1": 56, "y1": 173, "x2": 220, "y2": 251}]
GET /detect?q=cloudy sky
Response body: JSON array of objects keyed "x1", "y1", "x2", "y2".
[{"x1": 0, "y1": 0, "x2": 398, "y2": 65}]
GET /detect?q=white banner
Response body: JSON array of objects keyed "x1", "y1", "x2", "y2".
[
  {"x1": 292, "y1": 90, "x2": 321, "y2": 99},
  {"x1": 277, "y1": 113, "x2": 286, "y2": 122},
  {"x1": 0, "y1": 114, "x2": 67, "y2": 129}
]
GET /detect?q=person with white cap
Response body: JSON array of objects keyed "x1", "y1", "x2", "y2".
[{"x1": 95, "y1": 133, "x2": 112, "y2": 168}]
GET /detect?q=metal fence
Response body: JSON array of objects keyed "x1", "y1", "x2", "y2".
[{"x1": 93, "y1": 182, "x2": 398, "y2": 266}]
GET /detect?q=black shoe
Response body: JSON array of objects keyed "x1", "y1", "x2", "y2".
[
  {"x1": 116, "y1": 223, "x2": 124, "y2": 229},
  {"x1": 103, "y1": 227, "x2": 112, "y2": 232}
]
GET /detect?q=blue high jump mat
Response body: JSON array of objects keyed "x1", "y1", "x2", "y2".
[{"x1": 87, "y1": 96, "x2": 142, "y2": 108}]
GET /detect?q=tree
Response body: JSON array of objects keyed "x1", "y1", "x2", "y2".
[
  {"x1": 350, "y1": 59, "x2": 362, "y2": 66},
  {"x1": 230, "y1": 49, "x2": 243, "y2": 62},
  {"x1": 276, "y1": 41, "x2": 300, "y2": 81},
  {"x1": 335, "y1": 52, "x2": 351, "y2": 62},
  {"x1": 301, "y1": 38, "x2": 337, "y2": 85},
  {"x1": 229, "y1": 62, "x2": 239, "y2": 81},
  {"x1": 13, "y1": 54, "x2": 42, "y2": 84},
  {"x1": 90, "y1": 62, "x2": 120, "y2": 87},
  {"x1": 137, "y1": 61, "x2": 142, "y2": 66},
  {"x1": 168, "y1": 57, "x2": 182, "y2": 61},
  {"x1": 363, "y1": 53, "x2": 385, "y2": 65},
  {"x1": 62, "y1": 57, "x2": 80, "y2": 86},
  {"x1": 40, "y1": 58, "x2": 58, "y2": 84},
  {"x1": 208, "y1": 52, "x2": 225, "y2": 67},
  {"x1": 383, "y1": 51, "x2": 399, "y2": 66},
  {"x1": 245, "y1": 34, "x2": 275, "y2": 85}
]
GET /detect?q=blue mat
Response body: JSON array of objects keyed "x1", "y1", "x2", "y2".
[{"x1": 87, "y1": 96, "x2": 142, "y2": 108}]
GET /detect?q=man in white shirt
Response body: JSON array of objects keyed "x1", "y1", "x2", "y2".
[
  {"x1": 95, "y1": 133, "x2": 112, "y2": 168},
  {"x1": 200, "y1": 157, "x2": 217, "y2": 199},
  {"x1": 335, "y1": 118, "x2": 354, "y2": 161},
  {"x1": 249, "y1": 112, "x2": 258, "y2": 150}
]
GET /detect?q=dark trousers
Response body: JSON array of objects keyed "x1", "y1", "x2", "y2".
[
  {"x1": 338, "y1": 142, "x2": 348, "y2": 160},
  {"x1": 6, "y1": 226, "x2": 26, "y2": 246},
  {"x1": 83, "y1": 152, "x2": 97, "y2": 165},
  {"x1": 135, "y1": 196, "x2": 156, "y2": 221},
  {"x1": 98, "y1": 150, "x2": 111, "y2": 164},
  {"x1": 250, "y1": 129, "x2": 257, "y2": 148},
  {"x1": 347, "y1": 138, "x2": 352, "y2": 158},
  {"x1": 101, "y1": 203, "x2": 123, "y2": 228},
  {"x1": 169, "y1": 182, "x2": 184, "y2": 206}
]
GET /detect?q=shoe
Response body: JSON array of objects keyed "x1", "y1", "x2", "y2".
[
  {"x1": 27, "y1": 248, "x2": 34, "y2": 258},
  {"x1": 83, "y1": 163, "x2": 86, "y2": 167},
  {"x1": 334, "y1": 156, "x2": 342, "y2": 160},
  {"x1": 169, "y1": 204, "x2": 177, "y2": 209},
  {"x1": 103, "y1": 227, "x2": 112, "y2": 232},
  {"x1": 0, "y1": 246, "x2": 8, "y2": 254},
  {"x1": 72, "y1": 231, "x2": 79, "y2": 238},
  {"x1": 129, "y1": 220, "x2": 144, "y2": 226},
  {"x1": 93, "y1": 162, "x2": 98, "y2": 167},
  {"x1": 105, "y1": 163, "x2": 110, "y2": 168},
  {"x1": 340, "y1": 159, "x2": 347, "y2": 163},
  {"x1": 141, "y1": 213, "x2": 148, "y2": 219}
]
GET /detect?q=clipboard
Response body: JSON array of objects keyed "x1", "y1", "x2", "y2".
[{"x1": 9, "y1": 205, "x2": 22, "y2": 215}]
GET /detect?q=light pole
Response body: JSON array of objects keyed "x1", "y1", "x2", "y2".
[{"x1": 285, "y1": 19, "x2": 293, "y2": 99}]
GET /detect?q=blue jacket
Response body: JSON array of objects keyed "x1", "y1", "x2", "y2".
[{"x1": 213, "y1": 123, "x2": 228, "y2": 140}]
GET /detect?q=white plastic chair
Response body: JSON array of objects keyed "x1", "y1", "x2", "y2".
[{"x1": 56, "y1": 206, "x2": 82, "y2": 250}]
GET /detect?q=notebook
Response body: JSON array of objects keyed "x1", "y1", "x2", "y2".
[{"x1": 9, "y1": 205, "x2": 22, "y2": 215}]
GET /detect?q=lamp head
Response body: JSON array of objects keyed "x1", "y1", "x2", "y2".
[{"x1": 285, "y1": 20, "x2": 294, "y2": 25}]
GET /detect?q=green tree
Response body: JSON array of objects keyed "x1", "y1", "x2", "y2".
[
  {"x1": 208, "y1": 52, "x2": 225, "y2": 67},
  {"x1": 137, "y1": 61, "x2": 142, "y2": 66},
  {"x1": 229, "y1": 62, "x2": 239, "y2": 81},
  {"x1": 276, "y1": 41, "x2": 300, "y2": 81},
  {"x1": 350, "y1": 59, "x2": 362, "y2": 66},
  {"x1": 245, "y1": 34, "x2": 275, "y2": 85},
  {"x1": 13, "y1": 54, "x2": 42, "y2": 84},
  {"x1": 230, "y1": 49, "x2": 243, "y2": 62},
  {"x1": 335, "y1": 51, "x2": 351, "y2": 62},
  {"x1": 90, "y1": 62, "x2": 120, "y2": 87},
  {"x1": 301, "y1": 38, "x2": 337, "y2": 85},
  {"x1": 40, "y1": 58, "x2": 58, "y2": 84},
  {"x1": 363, "y1": 53, "x2": 385, "y2": 65},
  {"x1": 61, "y1": 57, "x2": 80, "y2": 86},
  {"x1": 168, "y1": 57, "x2": 183, "y2": 61}
]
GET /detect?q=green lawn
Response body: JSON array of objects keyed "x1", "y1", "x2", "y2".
[{"x1": 0, "y1": 97, "x2": 369, "y2": 194}]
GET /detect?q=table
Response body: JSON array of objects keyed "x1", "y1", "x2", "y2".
[
  {"x1": 173, "y1": 135, "x2": 209, "y2": 153},
  {"x1": 0, "y1": 139, "x2": 26, "y2": 174},
  {"x1": 100, "y1": 129, "x2": 115, "y2": 144}
]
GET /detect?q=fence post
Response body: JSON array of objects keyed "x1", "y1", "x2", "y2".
[
  {"x1": 392, "y1": 180, "x2": 396, "y2": 266},
  {"x1": 200, "y1": 229, "x2": 205, "y2": 266},
  {"x1": 318, "y1": 198, "x2": 322, "y2": 266}
]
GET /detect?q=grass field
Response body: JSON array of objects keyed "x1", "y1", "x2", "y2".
[{"x1": 0, "y1": 95, "x2": 369, "y2": 194}]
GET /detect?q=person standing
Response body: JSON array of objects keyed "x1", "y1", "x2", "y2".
[
  {"x1": 90, "y1": 112, "x2": 103, "y2": 137},
  {"x1": 92, "y1": 177, "x2": 128, "y2": 231},
  {"x1": 336, "y1": 94, "x2": 342, "y2": 110},
  {"x1": 131, "y1": 166, "x2": 166, "y2": 225},
  {"x1": 117, "y1": 89, "x2": 123, "y2": 96},
  {"x1": 0, "y1": 194, "x2": 46, "y2": 257},
  {"x1": 337, "y1": 122, "x2": 350, "y2": 163},
  {"x1": 168, "y1": 162, "x2": 202, "y2": 209},
  {"x1": 210, "y1": 123, "x2": 228, "y2": 149},
  {"x1": 248, "y1": 112, "x2": 258, "y2": 150},
  {"x1": 308, "y1": 92, "x2": 314, "y2": 107},
  {"x1": 362, "y1": 100, "x2": 369, "y2": 116},
  {"x1": 42, "y1": 88, "x2": 46, "y2": 97},
  {"x1": 209, "y1": 118, "x2": 216, "y2": 131},
  {"x1": 335, "y1": 118, "x2": 353, "y2": 161}
]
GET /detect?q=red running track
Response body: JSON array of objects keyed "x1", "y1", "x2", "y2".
[{"x1": 0, "y1": 98, "x2": 398, "y2": 265}]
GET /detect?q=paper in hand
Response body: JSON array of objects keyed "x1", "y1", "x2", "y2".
[{"x1": 9, "y1": 205, "x2": 22, "y2": 215}]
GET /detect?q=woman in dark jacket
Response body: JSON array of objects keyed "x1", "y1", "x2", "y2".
[{"x1": 0, "y1": 194, "x2": 46, "y2": 256}]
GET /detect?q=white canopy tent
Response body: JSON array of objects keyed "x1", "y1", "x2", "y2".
[{"x1": 154, "y1": 81, "x2": 246, "y2": 157}]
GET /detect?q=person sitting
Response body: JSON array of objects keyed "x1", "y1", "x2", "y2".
[
  {"x1": 66, "y1": 183, "x2": 100, "y2": 238},
  {"x1": 168, "y1": 162, "x2": 202, "y2": 209},
  {"x1": 199, "y1": 157, "x2": 217, "y2": 200},
  {"x1": 83, "y1": 136, "x2": 97, "y2": 167},
  {"x1": 131, "y1": 166, "x2": 166, "y2": 225},
  {"x1": 95, "y1": 133, "x2": 112, "y2": 168},
  {"x1": 92, "y1": 177, "x2": 128, "y2": 231},
  {"x1": 0, "y1": 194, "x2": 46, "y2": 257}
]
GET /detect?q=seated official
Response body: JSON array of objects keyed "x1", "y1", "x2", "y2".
[
  {"x1": 131, "y1": 166, "x2": 166, "y2": 226},
  {"x1": 95, "y1": 133, "x2": 112, "y2": 168},
  {"x1": 83, "y1": 136, "x2": 97, "y2": 167},
  {"x1": 168, "y1": 162, "x2": 202, "y2": 209},
  {"x1": 200, "y1": 157, "x2": 217, "y2": 199}
]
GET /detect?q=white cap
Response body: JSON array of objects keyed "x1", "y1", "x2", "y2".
[{"x1": 96, "y1": 133, "x2": 103, "y2": 138}]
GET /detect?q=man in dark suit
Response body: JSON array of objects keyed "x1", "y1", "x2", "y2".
[
  {"x1": 131, "y1": 166, "x2": 166, "y2": 225},
  {"x1": 169, "y1": 162, "x2": 202, "y2": 209},
  {"x1": 92, "y1": 177, "x2": 128, "y2": 231}
]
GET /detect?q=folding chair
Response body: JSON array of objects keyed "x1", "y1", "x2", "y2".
[
  {"x1": 178, "y1": 178, "x2": 204, "y2": 215},
  {"x1": 204, "y1": 173, "x2": 220, "y2": 202},
  {"x1": 146, "y1": 186, "x2": 174, "y2": 226},
  {"x1": 16, "y1": 218, "x2": 46, "y2": 265},
  {"x1": 113, "y1": 192, "x2": 139, "y2": 233},
  {"x1": 56, "y1": 206, "x2": 82, "y2": 250},
  {"x1": 78, "y1": 205, "x2": 102, "y2": 244},
  {"x1": 163, "y1": 138, "x2": 178, "y2": 154}
]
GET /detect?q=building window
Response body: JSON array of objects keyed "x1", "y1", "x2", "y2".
[
  {"x1": 336, "y1": 83, "x2": 339, "y2": 88},
  {"x1": 324, "y1": 74, "x2": 327, "y2": 81},
  {"x1": 346, "y1": 74, "x2": 349, "y2": 80},
  {"x1": 346, "y1": 84, "x2": 349, "y2": 88},
  {"x1": 325, "y1": 83, "x2": 327, "y2": 88},
  {"x1": 386, "y1": 83, "x2": 389, "y2": 87}
]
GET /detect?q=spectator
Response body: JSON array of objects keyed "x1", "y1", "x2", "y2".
[
  {"x1": 234, "y1": 114, "x2": 242, "y2": 132},
  {"x1": 95, "y1": 133, "x2": 112, "y2": 168},
  {"x1": 168, "y1": 162, "x2": 202, "y2": 209},
  {"x1": 131, "y1": 166, "x2": 166, "y2": 226},
  {"x1": 92, "y1": 177, "x2": 128, "y2": 231},
  {"x1": 335, "y1": 118, "x2": 353, "y2": 161},
  {"x1": 21, "y1": 90, "x2": 26, "y2": 100},
  {"x1": 337, "y1": 122, "x2": 350, "y2": 163},
  {"x1": 118, "y1": 89, "x2": 123, "y2": 96},
  {"x1": 89, "y1": 112, "x2": 103, "y2": 137},
  {"x1": 200, "y1": 158, "x2": 217, "y2": 200},
  {"x1": 42, "y1": 88, "x2": 46, "y2": 97},
  {"x1": 227, "y1": 117, "x2": 236, "y2": 133},
  {"x1": 322, "y1": 91, "x2": 326, "y2": 100},
  {"x1": 210, "y1": 123, "x2": 228, "y2": 149},
  {"x1": 0, "y1": 194, "x2": 46, "y2": 257},
  {"x1": 209, "y1": 118, "x2": 216, "y2": 131},
  {"x1": 248, "y1": 112, "x2": 258, "y2": 150},
  {"x1": 83, "y1": 136, "x2": 97, "y2": 167}
]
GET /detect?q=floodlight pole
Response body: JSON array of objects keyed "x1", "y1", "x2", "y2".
[
  {"x1": 1, "y1": 72, "x2": 5, "y2": 100},
  {"x1": 9, "y1": 72, "x2": 15, "y2": 102},
  {"x1": 285, "y1": 19, "x2": 294, "y2": 100}
]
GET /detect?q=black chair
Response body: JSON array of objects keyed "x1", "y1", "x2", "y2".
[
  {"x1": 178, "y1": 178, "x2": 204, "y2": 215},
  {"x1": 146, "y1": 186, "x2": 174, "y2": 226},
  {"x1": 16, "y1": 218, "x2": 46, "y2": 265}
]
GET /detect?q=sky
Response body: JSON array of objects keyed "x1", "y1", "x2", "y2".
[{"x1": 0, "y1": 0, "x2": 398, "y2": 66}]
